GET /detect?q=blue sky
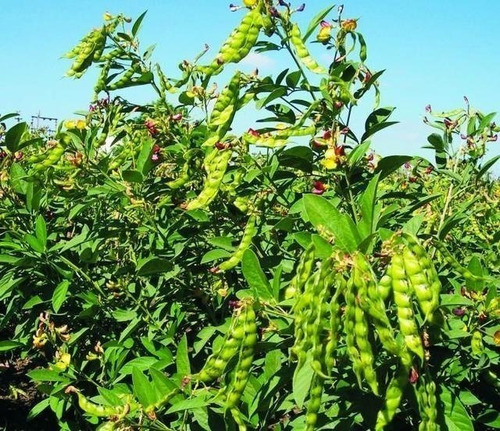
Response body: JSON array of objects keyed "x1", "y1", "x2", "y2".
[{"x1": 2, "y1": 0, "x2": 500, "y2": 165}]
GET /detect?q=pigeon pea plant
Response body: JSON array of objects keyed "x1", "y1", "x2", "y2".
[{"x1": 0, "y1": 1, "x2": 499, "y2": 430}]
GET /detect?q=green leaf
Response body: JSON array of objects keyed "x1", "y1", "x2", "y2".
[
  {"x1": 132, "y1": 367, "x2": 155, "y2": 408},
  {"x1": 348, "y1": 141, "x2": 371, "y2": 166},
  {"x1": 25, "y1": 234, "x2": 45, "y2": 254},
  {"x1": 23, "y1": 295, "x2": 43, "y2": 309},
  {"x1": 358, "y1": 32, "x2": 367, "y2": 61},
  {"x1": 52, "y1": 280, "x2": 70, "y2": 313},
  {"x1": 477, "y1": 155, "x2": 500, "y2": 180},
  {"x1": 137, "y1": 257, "x2": 173, "y2": 276},
  {"x1": 27, "y1": 398, "x2": 51, "y2": 421},
  {"x1": 150, "y1": 368, "x2": 178, "y2": 398},
  {"x1": 9, "y1": 163, "x2": 28, "y2": 194},
  {"x1": 0, "y1": 340, "x2": 23, "y2": 351},
  {"x1": 112, "y1": 309, "x2": 138, "y2": 322},
  {"x1": 279, "y1": 146, "x2": 313, "y2": 172},
  {"x1": 293, "y1": 356, "x2": 314, "y2": 408},
  {"x1": 136, "y1": 138, "x2": 155, "y2": 176},
  {"x1": 358, "y1": 173, "x2": 379, "y2": 240},
  {"x1": 241, "y1": 249, "x2": 274, "y2": 301},
  {"x1": 286, "y1": 70, "x2": 302, "y2": 88},
  {"x1": 120, "y1": 357, "x2": 158, "y2": 375},
  {"x1": 207, "y1": 236, "x2": 236, "y2": 252},
  {"x1": 427, "y1": 133, "x2": 447, "y2": 168},
  {"x1": 311, "y1": 234, "x2": 333, "y2": 259},
  {"x1": 477, "y1": 409, "x2": 500, "y2": 429},
  {"x1": 122, "y1": 169, "x2": 144, "y2": 183},
  {"x1": 375, "y1": 155, "x2": 413, "y2": 180},
  {"x1": 303, "y1": 5, "x2": 335, "y2": 42},
  {"x1": 165, "y1": 394, "x2": 210, "y2": 414},
  {"x1": 5, "y1": 122, "x2": 27, "y2": 152},
  {"x1": 35, "y1": 215, "x2": 47, "y2": 247},
  {"x1": 477, "y1": 111, "x2": 496, "y2": 131},
  {"x1": 200, "y1": 249, "x2": 232, "y2": 264},
  {"x1": 439, "y1": 386, "x2": 474, "y2": 431},
  {"x1": 0, "y1": 113, "x2": 21, "y2": 122},
  {"x1": 28, "y1": 369, "x2": 69, "y2": 382},
  {"x1": 132, "y1": 10, "x2": 148, "y2": 37},
  {"x1": 176, "y1": 334, "x2": 190, "y2": 377},
  {"x1": 361, "y1": 107, "x2": 396, "y2": 141},
  {"x1": 465, "y1": 256, "x2": 484, "y2": 292},
  {"x1": 256, "y1": 87, "x2": 287, "y2": 109},
  {"x1": 303, "y1": 194, "x2": 360, "y2": 253}
]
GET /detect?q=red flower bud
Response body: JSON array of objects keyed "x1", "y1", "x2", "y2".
[
  {"x1": 453, "y1": 307, "x2": 466, "y2": 316},
  {"x1": 409, "y1": 367, "x2": 419, "y2": 384},
  {"x1": 312, "y1": 181, "x2": 326, "y2": 195},
  {"x1": 247, "y1": 128, "x2": 260, "y2": 137},
  {"x1": 334, "y1": 145, "x2": 345, "y2": 156}
]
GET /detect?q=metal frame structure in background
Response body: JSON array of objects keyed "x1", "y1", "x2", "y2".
[{"x1": 30, "y1": 112, "x2": 58, "y2": 137}]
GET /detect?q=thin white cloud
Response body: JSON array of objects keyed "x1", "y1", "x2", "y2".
[{"x1": 239, "y1": 52, "x2": 277, "y2": 70}]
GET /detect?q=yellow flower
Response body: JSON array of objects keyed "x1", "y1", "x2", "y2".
[
  {"x1": 54, "y1": 352, "x2": 71, "y2": 371},
  {"x1": 494, "y1": 330, "x2": 500, "y2": 347},
  {"x1": 321, "y1": 148, "x2": 340, "y2": 170},
  {"x1": 64, "y1": 120, "x2": 76, "y2": 130},
  {"x1": 322, "y1": 157, "x2": 338, "y2": 170},
  {"x1": 317, "y1": 26, "x2": 332, "y2": 43},
  {"x1": 76, "y1": 120, "x2": 86, "y2": 130}
]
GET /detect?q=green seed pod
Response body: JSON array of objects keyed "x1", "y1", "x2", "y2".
[
  {"x1": 209, "y1": 71, "x2": 241, "y2": 131},
  {"x1": 324, "y1": 273, "x2": 345, "y2": 373},
  {"x1": 289, "y1": 24, "x2": 327, "y2": 74},
  {"x1": 378, "y1": 269, "x2": 393, "y2": 301},
  {"x1": 224, "y1": 301, "x2": 257, "y2": 409},
  {"x1": 305, "y1": 374, "x2": 324, "y2": 431},
  {"x1": 352, "y1": 259, "x2": 379, "y2": 395},
  {"x1": 74, "y1": 392, "x2": 122, "y2": 417},
  {"x1": 415, "y1": 377, "x2": 438, "y2": 431},
  {"x1": 108, "y1": 66, "x2": 136, "y2": 90},
  {"x1": 433, "y1": 239, "x2": 484, "y2": 282},
  {"x1": 375, "y1": 366, "x2": 409, "y2": 430},
  {"x1": 402, "y1": 246, "x2": 438, "y2": 323},
  {"x1": 233, "y1": 196, "x2": 250, "y2": 214},
  {"x1": 242, "y1": 125, "x2": 316, "y2": 148},
  {"x1": 167, "y1": 150, "x2": 197, "y2": 189},
  {"x1": 94, "y1": 60, "x2": 112, "y2": 95},
  {"x1": 184, "y1": 147, "x2": 232, "y2": 210},
  {"x1": 285, "y1": 243, "x2": 315, "y2": 300},
  {"x1": 199, "y1": 8, "x2": 262, "y2": 76},
  {"x1": 390, "y1": 254, "x2": 425, "y2": 362},
  {"x1": 344, "y1": 276, "x2": 364, "y2": 389},
  {"x1": 194, "y1": 302, "x2": 254, "y2": 383},
  {"x1": 309, "y1": 258, "x2": 336, "y2": 379},
  {"x1": 92, "y1": 28, "x2": 107, "y2": 62},
  {"x1": 353, "y1": 253, "x2": 400, "y2": 356},
  {"x1": 217, "y1": 215, "x2": 257, "y2": 272}
]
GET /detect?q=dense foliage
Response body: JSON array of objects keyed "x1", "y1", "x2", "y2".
[{"x1": 1, "y1": 2, "x2": 499, "y2": 430}]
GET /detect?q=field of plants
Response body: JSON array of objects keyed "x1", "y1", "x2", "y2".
[{"x1": 0, "y1": 1, "x2": 499, "y2": 430}]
